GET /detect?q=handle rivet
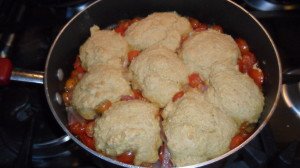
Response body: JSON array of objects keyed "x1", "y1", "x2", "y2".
[
  {"x1": 55, "y1": 92, "x2": 62, "y2": 105},
  {"x1": 57, "y1": 69, "x2": 64, "y2": 81}
]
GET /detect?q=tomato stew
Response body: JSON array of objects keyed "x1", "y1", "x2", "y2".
[{"x1": 62, "y1": 16, "x2": 264, "y2": 166}]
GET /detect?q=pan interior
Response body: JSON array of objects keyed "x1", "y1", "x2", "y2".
[{"x1": 44, "y1": 0, "x2": 281, "y2": 167}]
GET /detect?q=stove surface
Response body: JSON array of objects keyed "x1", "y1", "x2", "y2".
[{"x1": 0, "y1": 0, "x2": 300, "y2": 168}]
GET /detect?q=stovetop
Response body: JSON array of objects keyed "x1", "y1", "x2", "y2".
[{"x1": 0, "y1": 0, "x2": 300, "y2": 168}]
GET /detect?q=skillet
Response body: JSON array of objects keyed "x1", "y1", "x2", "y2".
[{"x1": 0, "y1": 0, "x2": 281, "y2": 167}]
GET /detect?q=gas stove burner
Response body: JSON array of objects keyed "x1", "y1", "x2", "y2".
[
  {"x1": 0, "y1": 85, "x2": 73, "y2": 167},
  {"x1": 32, "y1": 135, "x2": 70, "y2": 158},
  {"x1": 243, "y1": 0, "x2": 300, "y2": 11},
  {"x1": 282, "y1": 69, "x2": 300, "y2": 118}
]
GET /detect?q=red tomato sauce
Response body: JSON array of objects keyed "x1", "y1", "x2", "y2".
[
  {"x1": 229, "y1": 122, "x2": 255, "y2": 149},
  {"x1": 69, "y1": 121, "x2": 96, "y2": 150},
  {"x1": 235, "y1": 38, "x2": 264, "y2": 87}
]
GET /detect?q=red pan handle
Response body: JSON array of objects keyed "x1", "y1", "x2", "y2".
[
  {"x1": 0, "y1": 57, "x2": 44, "y2": 86},
  {"x1": 0, "y1": 57, "x2": 13, "y2": 85}
]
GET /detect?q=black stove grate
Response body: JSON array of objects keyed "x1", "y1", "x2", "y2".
[
  {"x1": 29, "y1": 0, "x2": 91, "y2": 7},
  {"x1": 0, "y1": 1, "x2": 300, "y2": 168},
  {"x1": 0, "y1": 0, "x2": 25, "y2": 32}
]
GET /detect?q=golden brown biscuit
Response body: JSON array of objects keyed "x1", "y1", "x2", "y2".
[
  {"x1": 93, "y1": 100, "x2": 162, "y2": 165},
  {"x1": 129, "y1": 46, "x2": 188, "y2": 107},
  {"x1": 125, "y1": 12, "x2": 192, "y2": 51},
  {"x1": 180, "y1": 29, "x2": 240, "y2": 79},
  {"x1": 162, "y1": 90, "x2": 237, "y2": 166},
  {"x1": 205, "y1": 65, "x2": 264, "y2": 124},
  {"x1": 71, "y1": 65, "x2": 132, "y2": 119},
  {"x1": 79, "y1": 26, "x2": 129, "y2": 70}
]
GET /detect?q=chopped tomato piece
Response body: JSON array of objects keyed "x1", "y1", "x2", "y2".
[
  {"x1": 128, "y1": 50, "x2": 140, "y2": 62},
  {"x1": 172, "y1": 91, "x2": 184, "y2": 102},
  {"x1": 95, "y1": 100, "x2": 112, "y2": 114},
  {"x1": 237, "y1": 58, "x2": 244, "y2": 73},
  {"x1": 133, "y1": 89, "x2": 143, "y2": 99},
  {"x1": 210, "y1": 25, "x2": 223, "y2": 33},
  {"x1": 248, "y1": 68, "x2": 264, "y2": 87},
  {"x1": 79, "y1": 134, "x2": 95, "y2": 150},
  {"x1": 69, "y1": 122, "x2": 86, "y2": 135},
  {"x1": 120, "y1": 20, "x2": 131, "y2": 28},
  {"x1": 73, "y1": 56, "x2": 81, "y2": 69},
  {"x1": 85, "y1": 121, "x2": 95, "y2": 137},
  {"x1": 230, "y1": 122, "x2": 255, "y2": 150},
  {"x1": 229, "y1": 134, "x2": 246, "y2": 149},
  {"x1": 194, "y1": 24, "x2": 208, "y2": 32},
  {"x1": 115, "y1": 20, "x2": 131, "y2": 36},
  {"x1": 70, "y1": 70, "x2": 78, "y2": 78},
  {"x1": 235, "y1": 38, "x2": 249, "y2": 54},
  {"x1": 115, "y1": 26, "x2": 126, "y2": 36},
  {"x1": 188, "y1": 17, "x2": 201, "y2": 29},
  {"x1": 188, "y1": 17, "x2": 208, "y2": 32},
  {"x1": 72, "y1": 57, "x2": 86, "y2": 79},
  {"x1": 238, "y1": 51, "x2": 256, "y2": 73},
  {"x1": 70, "y1": 70, "x2": 85, "y2": 80},
  {"x1": 116, "y1": 151, "x2": 135, "y2": 165},
  {"x1": 243, "y1": 51, "x2": 256, "y2": 65},
  {"x1": 188, "y1": 73, "x2": 204, "y2": 88},
  {"x1": 75, "y1": 65, "x2": 86, "y2": 73}
]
